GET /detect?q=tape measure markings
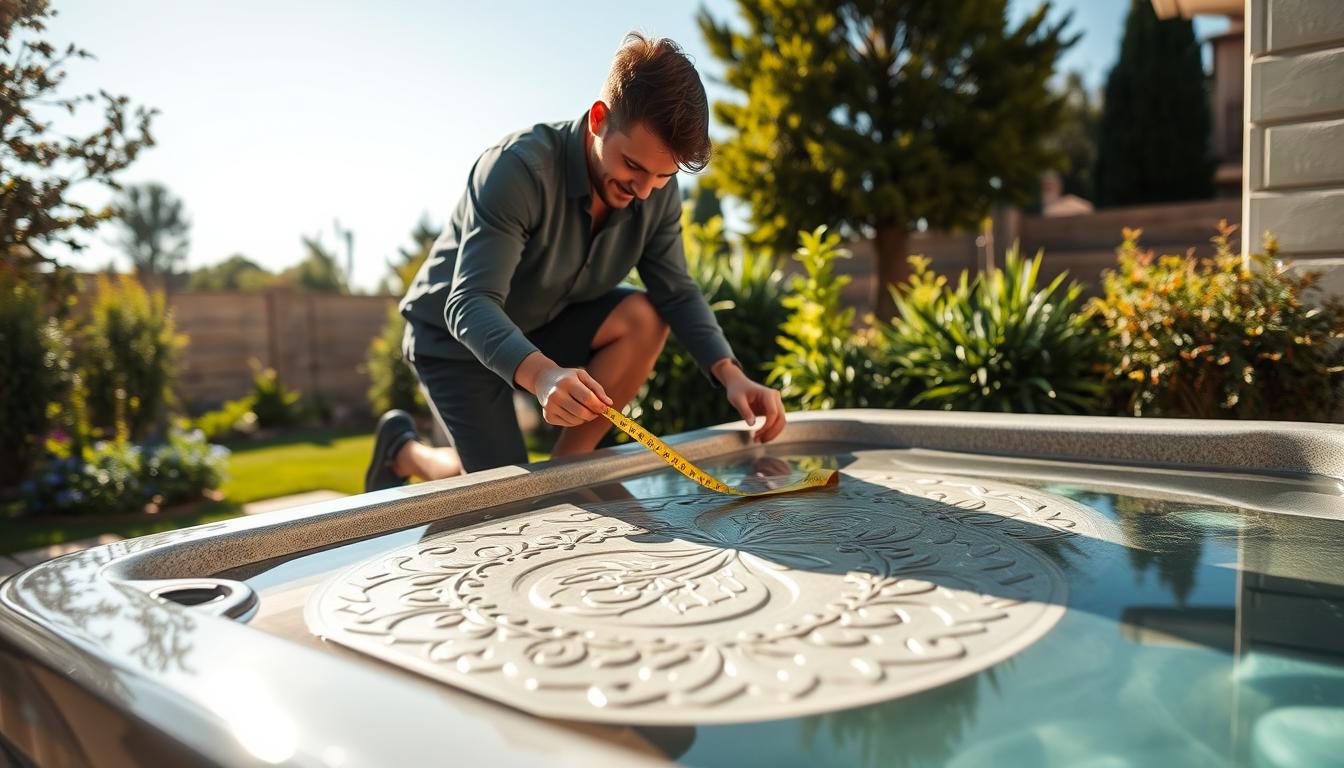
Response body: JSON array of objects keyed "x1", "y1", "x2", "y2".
[{"x1": 601, "y1": 407, "x2": 838, "y2": 497}]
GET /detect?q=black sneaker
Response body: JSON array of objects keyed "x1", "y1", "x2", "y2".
[{"x1": 364, "y1": 410, "x2": 417, "y2": 492}]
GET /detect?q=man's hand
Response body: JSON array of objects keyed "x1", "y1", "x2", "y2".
[
  {"x1": 516, "y1": 352, "x2": 613, "y2": 427},
  {"x1": 712, "y1": 358, "x2": 787, "y2": 443}
]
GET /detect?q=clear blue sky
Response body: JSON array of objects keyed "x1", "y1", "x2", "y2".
[{"x1": 47, "y1": 1, "x2": 1226, "y2": 291}]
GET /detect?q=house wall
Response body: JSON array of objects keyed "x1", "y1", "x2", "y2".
[{"x1": 1246, "y1": 0, "x2": 1344, "y2": 294}]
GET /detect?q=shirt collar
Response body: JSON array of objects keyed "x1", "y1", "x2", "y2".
[{"x1": 566, "y1": 110, "x2": 592, "y2": 200}]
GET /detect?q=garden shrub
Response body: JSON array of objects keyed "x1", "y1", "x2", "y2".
[
  {"x1": 1090, "y1": 223, "x2": 1344, "y2": 419},
  {"x1": 81, "y1": 274, "x2": 184, "y2": 442},
  {"x1": 189, "y1": 396, "x2": 258, "y2": 441},
  {"x1": 768, "y1": 226, "x2": 887, "y2": 411},
  {"x1": 22, "y1": 440, "x2": 142, "y2": 515},
  {"x1": 367, "y1": 302, "x2": 426, "y2": 417},
  {"x1": 142, "y1": 428, "x2": 229, "y2": 504},
  {"x1": 248, "y1": 363, "x2": 303, "y2": 428},
  {"x1": 880, "y1": 245, "x2": 1104, "y2": 413},
  {"x1": 0, "y1": 274, "x2": 73, "y2": 489},
  {"x1": 21, "y1": 428, "x2": 228, "y2": 516},
  {"x1": 623, "y1": 214, "x2": 789, "y2": 435}
]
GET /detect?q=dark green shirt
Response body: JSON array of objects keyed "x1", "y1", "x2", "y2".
[{"x1": 400, "y1": 111, "x2": 735, "y2": 386}]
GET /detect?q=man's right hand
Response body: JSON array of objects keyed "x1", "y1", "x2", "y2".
[{"x1": 515, "y1": 352, "x2": 613, "y2": 427}]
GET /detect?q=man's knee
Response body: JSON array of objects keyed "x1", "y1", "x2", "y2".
[{"x1": 623, "y1": 293, "x2": 669, "y2": 347}]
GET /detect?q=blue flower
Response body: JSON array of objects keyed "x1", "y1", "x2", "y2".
[
  {"x1": 19, "y1": 480, "x2": 35, "y2": 496},
  {"x1": 44, "y1": 471, "x2": 60, "y2": 486}
]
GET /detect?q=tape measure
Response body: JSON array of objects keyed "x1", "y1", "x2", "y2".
[{"x1": 602, "y1": 407, "x2": 839, "y2": 496}]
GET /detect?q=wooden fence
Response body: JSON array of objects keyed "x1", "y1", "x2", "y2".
[{"x1": 168, "y1": 289, "x2": 397, "y2": 412}]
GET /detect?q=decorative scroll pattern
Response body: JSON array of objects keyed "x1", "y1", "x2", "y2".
[
  {"x1": 842, "y1": 468, "x2": 1103, "y2": 540},
  {"x1": 306, "y1": 474, "x2": 1098, "y2": 724}
]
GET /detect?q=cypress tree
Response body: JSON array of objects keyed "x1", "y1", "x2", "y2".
[{"x1": 1094, "y1": 0, "x2": 1213, "y2": 207}]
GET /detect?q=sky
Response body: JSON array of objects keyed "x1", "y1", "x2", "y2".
[{"x1": 43, "y1": 1, "x2": 1228, "y2": 292}]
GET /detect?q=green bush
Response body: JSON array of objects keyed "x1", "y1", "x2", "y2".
[
  {"x1": 189, "y1": 396, "x2": 258, "y2": 441},
  {"x1": 367, "y1": 302, "x2": 426, "y2": 416},
  {"x1": 142, "y1": 428, "x2": 229, "y2": 505},
  {"x1": 22, "y1": 441, "x2": 142, "y2": 515},
  {"x1": 21, "y1": 428, "x2": 228, "y2": 516},
  {"x1": 249, "y1": 364, "x2": 303, "y2": 428},
  {"x1": 81, "y1": 275, "x2": 183, "y2": 442},
  {"x1": 767, "y1": 226, "x2": 887, "y2": 411},
  {"x1": 0, "y1": 274, "x2": 73, "y2": 489},
  {"x1": 1090, "y1": 224, "x2": 1344, "y2": 419},
  {"x1": 880, "y1": 246, "x2": 1104, "y2": 413},
  {"x1": 624, "y1": 215, "x2": 789, "y2": 435}
]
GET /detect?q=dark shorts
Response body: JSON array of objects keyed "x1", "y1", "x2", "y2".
[{"x1": 412, "y1": 286, "x2": 639, "y2": 473}]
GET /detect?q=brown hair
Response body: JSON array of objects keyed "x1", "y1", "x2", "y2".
[{"x1": 601, "y1": 32, "x2": 711, "y2": 173}]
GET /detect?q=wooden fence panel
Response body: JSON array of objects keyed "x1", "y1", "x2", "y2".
[{"x1": 167, "y1": 290, "x2": 398, "y2": 412}]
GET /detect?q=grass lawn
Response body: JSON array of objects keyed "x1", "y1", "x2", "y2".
[
  {"x1": 219, "y1": 429, "x2": 376, "y2": 502},
  {"x1": 3, "y1": 429, "x2": 551, "y2": 557}
]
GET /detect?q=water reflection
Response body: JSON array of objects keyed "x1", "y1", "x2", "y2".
[
  {"x1": 1061, "y1": 490, "x2": 1211, "y2": 607},
  {"x1": 801, "y1": 666, "x2": 1002, "y2": 768},
  {"x1": 1114, "y1": 497, "x2": 1206, "y2": 606}
]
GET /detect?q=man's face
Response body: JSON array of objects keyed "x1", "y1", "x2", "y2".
[{"x1": 586, "y1": 101, "x2": 679, "y2": 210}]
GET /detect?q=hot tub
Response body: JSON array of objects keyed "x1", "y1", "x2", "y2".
[{"x1": 2, "y1": 410, "x2": 1342, "y2": 767}]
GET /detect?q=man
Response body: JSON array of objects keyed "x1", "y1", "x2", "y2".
[{"x1": 364, "y1": 33, "x2": 786, "y2": 492}]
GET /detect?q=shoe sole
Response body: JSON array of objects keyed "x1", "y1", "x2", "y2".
[{"x1": 364, "y1": 413, "x2": 410, "y2": 492}]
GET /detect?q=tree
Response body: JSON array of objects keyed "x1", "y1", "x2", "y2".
[
  {"x1": 687, "y1": 182, "x2": 724, "y2": 226},
  {"x1": 0, "y1": 0, "x2": 156, "y2": 299},
  {"x1": 186, "y1": 254, "x2": 275, "y2": 292},
  {"x1": 1047, "y1": 72, "x2": 1101, "y2": 201},
  {"x1": 700, "y1": 1, "x2": 1074, "y2": 319},
  {"x1": 1093, "y1": 0, "x2": 1212, "y2": 207},
  {"x1": 114, "y1": 182, "x2": 190, "y2": 277},
  {"x1": 281, "y1": 234, "x2": 347, "y2": 293},
  {"x1": 380, "y1": 215, "x2": 438, "y2": 296}
]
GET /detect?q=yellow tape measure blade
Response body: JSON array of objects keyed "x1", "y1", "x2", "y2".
[{"x1": 601, "y1": 407, "x2": 839, "y2": 497}]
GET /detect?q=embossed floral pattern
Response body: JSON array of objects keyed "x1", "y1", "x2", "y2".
[{"x1": 307, "y1": 476, "x2": 1099, "y2": 724}]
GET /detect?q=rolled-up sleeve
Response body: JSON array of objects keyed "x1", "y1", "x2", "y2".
[
  {"x1": 443, "y1": 149, "x2": 541, "y2": 385},
  {"x1": 636, "y1": 184, "x2": 738, "y2": 382}
]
